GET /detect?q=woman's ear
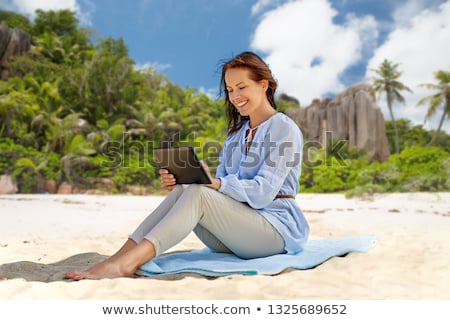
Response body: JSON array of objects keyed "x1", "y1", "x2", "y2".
[{"x1": 260, "y1": 79, "x2": 269, "y2": 91}]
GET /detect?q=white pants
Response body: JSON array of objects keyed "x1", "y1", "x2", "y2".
[{"x1": 129, "y1": 184, "x2": 285, "y2": 259}]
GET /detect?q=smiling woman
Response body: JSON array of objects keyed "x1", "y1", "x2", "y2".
[{"x1": 65, "y1": 51, "x2": 309, "y2": 280}]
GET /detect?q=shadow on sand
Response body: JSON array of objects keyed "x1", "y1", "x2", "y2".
[{"x1": 0, "y1": 253, "x2": 108, "y2": 282}]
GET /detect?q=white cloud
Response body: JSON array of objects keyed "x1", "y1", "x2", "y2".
[
  {"x1": 392, "y1": 0, "x2": 444, "y2": 28},
  {"x1": 135, "y1": 62, "x2": 172, "y2": 72},
  {"x1": 198, "y1": 86, "x2": 219, "y2": 99},
  {"x1": 366, "y1": 1, "x2": 450, "y2": 132},
  {"x1": 250, "y1": 0, "x2": 378, "y2": 106},
  {"x1": 251, "y1": 0, "x2": 282, "y2": 16}
]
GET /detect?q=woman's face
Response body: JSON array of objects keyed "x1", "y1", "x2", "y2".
[{"x1": 225, "y1": 68, "x2": 268, "y2": 117}]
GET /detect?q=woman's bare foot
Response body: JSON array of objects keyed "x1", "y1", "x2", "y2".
[
  {"x1": 65, "y1": 260, "x2": 136, "y2": 280},
  {"x1": 65, "y1": 239, "x2": 155, "y2": 281}
]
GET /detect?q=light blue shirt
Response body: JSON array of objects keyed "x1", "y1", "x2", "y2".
[{"x1": 216, "y1": 112, "x2": 309, "y2": 254}]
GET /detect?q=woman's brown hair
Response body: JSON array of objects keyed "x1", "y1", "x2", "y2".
[{"x1": 219, "y1": 51, "x2": 278, "y2": 134}]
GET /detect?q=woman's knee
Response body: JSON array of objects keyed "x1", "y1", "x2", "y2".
[{"x1": 182, "y1": 184, "x2": 211, "y2": 198}]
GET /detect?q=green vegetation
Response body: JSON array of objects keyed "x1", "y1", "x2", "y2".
[
  {"x1": 1, "y1": 9, "x2": 449, "y2": 196},
  {"x1": 301, "y1": 144, "x2": 450, "y2": 197}
]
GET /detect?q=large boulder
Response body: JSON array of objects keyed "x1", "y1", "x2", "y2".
[
  {"x1": 287, "y1": 83, "x2": 390, "y2": 161},
  {"x1": 0, "y1": 21, "x2": 32, "y2": 79},
  {"x1": 0, "y1": 175, "x2": 18, "y2": 194}
]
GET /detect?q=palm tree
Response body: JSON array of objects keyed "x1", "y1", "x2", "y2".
[
  {"x1": 62, "y1": 134, "x2": 96, "y2": 183},
  {"x1": 371, "y1": 59, "x2": 412, "y2": 154},
  {"x1": 417, "y1": 69, "x2": 450, "y2": 146}
]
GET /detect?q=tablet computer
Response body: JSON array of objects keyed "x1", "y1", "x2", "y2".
[{"x1": 152, "y1": 146, "x2": 212, "y2": 184}]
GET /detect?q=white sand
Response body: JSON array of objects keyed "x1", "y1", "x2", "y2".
[{"x1": 0, "y1": 192, "x2": 449, "y2": 299}]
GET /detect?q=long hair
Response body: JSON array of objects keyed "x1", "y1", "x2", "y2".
[{"x1": 219, "y1": 51, "x2": 278, "y2": 135}]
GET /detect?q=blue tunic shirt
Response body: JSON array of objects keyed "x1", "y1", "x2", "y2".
[{"x1": 216, "y1": 112, "x2": 309, "y2": 254}]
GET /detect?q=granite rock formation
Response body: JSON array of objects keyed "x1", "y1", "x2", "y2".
[
  {"x1": 0, "y1": 21, "x2": 32, "y2": 80},
  {"x1": 287, "y1": 83, "x2": 390, "y2": 161}
]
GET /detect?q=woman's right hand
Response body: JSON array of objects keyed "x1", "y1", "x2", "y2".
[{"x1": 159, "y1": 169, "x2": 177, "y2": 191}]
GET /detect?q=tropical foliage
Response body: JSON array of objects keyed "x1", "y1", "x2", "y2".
[{"x1": 0, "y1": 9, "x2": 449, "y2": 195}]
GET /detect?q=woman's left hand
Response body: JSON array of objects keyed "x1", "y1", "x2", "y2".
[{"x1": 201, "y1": 161, "x2": 221, "y2": 190}]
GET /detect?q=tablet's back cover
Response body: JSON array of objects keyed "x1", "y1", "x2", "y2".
[{"x1": 153, "y1": 147, "x2": 211, "y2": 184}]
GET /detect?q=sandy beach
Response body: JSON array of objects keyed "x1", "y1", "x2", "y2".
[{"x1": 0, "y1": 192, "x2": 449, "y2": 299}]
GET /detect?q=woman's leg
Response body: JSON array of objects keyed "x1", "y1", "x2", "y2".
[
  {"x1": 66, "y1": 239, "x2": 155, "y2": 280},
  {"x1": 144, "y1": 185, "x2": 285, "y2": 259},
  {"x1": 65, "y1": 186, "x2": 186, "y2": 280},
  {"x1": 128, "y1": 185, "x2": 186, "y2": 243},
  {"x1": 193, "y1": 225, "x2": 233, "y2": 254},
  {"x1": 195, "y1": 187, "x2": 285, "y2": 259},
  {"x1": 67, "y1": 184, "x2": 284, "y2": 280}
]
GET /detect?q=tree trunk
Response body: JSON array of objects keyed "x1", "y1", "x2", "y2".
[
  {"x1": 387, "y1": 100, "x2": 400, "y2": 154},
  {"x1": 428, "y1": 101, "x2": 448, "y2": 145}
]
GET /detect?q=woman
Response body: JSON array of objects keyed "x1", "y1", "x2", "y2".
[{"x1": 65, "y1": 51, "x2": 309, "y2": 280}]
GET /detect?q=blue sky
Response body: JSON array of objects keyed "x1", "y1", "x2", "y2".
[{"x1": 3, "y1": 0, "x2": 450, "y2": 132}]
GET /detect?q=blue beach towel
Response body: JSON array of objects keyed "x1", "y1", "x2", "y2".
[{"x1": 138, "y1": 234, "x2": 377, "y2": 277}]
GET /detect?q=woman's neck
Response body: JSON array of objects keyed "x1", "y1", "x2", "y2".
[{"x1": 249, "y1": 105, "x2": 277, "y2": 128}]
